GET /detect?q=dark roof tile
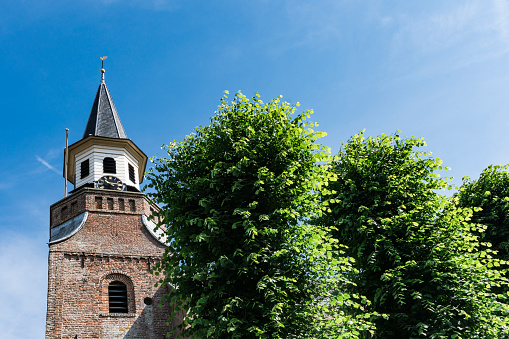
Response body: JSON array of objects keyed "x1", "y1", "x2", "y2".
[{"x1": 82, "y1": 79, "x2": 127, "y2": 139}]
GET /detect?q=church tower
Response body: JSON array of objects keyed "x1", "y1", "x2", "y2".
[{"x1": 45, "y1": 67, "x2": 175, "y2": 338}]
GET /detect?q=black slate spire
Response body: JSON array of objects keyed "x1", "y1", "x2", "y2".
[{"x1": 82, "y1": 69, "x2": 127, "y2": 139}]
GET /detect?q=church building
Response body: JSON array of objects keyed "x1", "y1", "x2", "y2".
[{"x1": 45, "y1": 67, "x2": 177, "y2": 338}]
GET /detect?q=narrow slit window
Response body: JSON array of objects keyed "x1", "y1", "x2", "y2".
[
  {"x1": 108, "y1": 281, "x2": 128, "y2": 313},
  {"x1": 107, "y1": 198, "x2": 114, "y2": 210},
  {"x1": 128, "y1": 164, "x2": 136, "y2": 183},
  {"x1": 95, "y1": 197, "x2": 103, "y2": 209},
  {"x1": 103, "y1": 157, "x2": 116, "y2": 174},
  {"x1": 61, "y1": 206, "x2": 68, "y2": 219},
  {"x1": 129, "y1": 199, "x2": 136, "y2": 212},
  {"x1": 81, "y1": 159, "x2": 90, "y2": 179},
  {"x1": 118, "y1": 199, "x2": 125, "y2": 211}
]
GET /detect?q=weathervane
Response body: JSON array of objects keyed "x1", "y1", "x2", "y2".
[
  {"x1": 100, "y1": 56, "x2": 108, "y2": 69},
  {"x1": 100, "y1": 56, "x2": 108, "y2": 81}
]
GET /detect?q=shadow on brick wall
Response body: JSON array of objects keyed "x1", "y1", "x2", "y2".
[{"x1": 123, "y1": 284, "x2": 184, "y2": 339}]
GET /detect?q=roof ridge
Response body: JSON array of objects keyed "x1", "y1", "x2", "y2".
[
  {"x1": 104, "y1": 83, "x2": 126, "y2": 138},
  {"x1": 94, "y1": 83, "x2": 101, "y2": 137}
]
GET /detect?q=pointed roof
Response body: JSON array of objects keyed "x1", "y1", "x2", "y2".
[{"x1": 82, "y1": 70, "x2": 127, "y2": 139}]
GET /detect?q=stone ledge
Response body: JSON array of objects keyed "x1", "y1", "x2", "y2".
[{"x1": 99, "y1": 313, "x2": 136, "y2": 318}]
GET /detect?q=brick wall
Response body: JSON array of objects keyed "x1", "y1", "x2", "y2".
[
  {"x1": 45, "y1": 188, "x2": 179, "y2": 338},
  {"x1": 50, "y1": 188, "x2": 160, "y2": 228}
]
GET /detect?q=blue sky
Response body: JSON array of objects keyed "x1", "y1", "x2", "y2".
[{"x1": 2, "y1": 1, "x2": 509, "y2": 337}]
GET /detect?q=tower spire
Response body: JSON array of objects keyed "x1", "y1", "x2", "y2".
[{"x1": 82, "y1": 57, "x2": 127, "y2": 140}]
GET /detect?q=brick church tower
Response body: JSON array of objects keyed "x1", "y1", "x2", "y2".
[{"x1": 45, "y1": 68, "x2": 175, "y2": 338}]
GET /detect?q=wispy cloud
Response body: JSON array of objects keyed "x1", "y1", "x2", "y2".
[
  {"x1": 263, "y1": 0, "x2": 346, "y2": 56},
  {"x1": 35, "y1": 155, "x2": 60, "y2": 175},
  {"x1": 0, "y1": 180, "x2": 15, "y2": 191},
  {"x1": 0, "y1": 150, "x2": 61, "y2": 190},
  {"x1": 273, "y1": 1, "x2": 509, "y2": 79},
  {"x1": 386, "y1": 0, "x2": 509, "y2": 78}
]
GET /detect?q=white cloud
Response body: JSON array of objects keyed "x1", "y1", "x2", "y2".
[
  {"x1": 250, "y1": 0, "x2": 349, "y2": 58},
  {"x1": 493, "y1": 0, "x2": 509, "y2": 38},
  {"x1": 0, "y1": 149, "x2": 61, "y2": 190},
  {"x1": 35, "y1": 155, "x2": 60, "y2": 175},
  {"x1": 0, "y1": 180, "x2": 15, "y2": 191},
  {"x1": 42, "y1": 148, "x2": 61, "y2": 162},
  {"x1": 386, "y1": 0, "x2": 509, "y2": 77},
  {"x1": 380, "y1": 16, "x2": 393, "y2": 26},
  {"x1": 0, "y1": 232, "x2": 48, "y2": 338},
  {"x1": 258, "y1": 0, "x2": 509, "y2": 66}
]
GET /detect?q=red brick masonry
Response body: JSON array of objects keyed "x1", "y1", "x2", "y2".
[{"x1": 46, "y1": 188, "x2": 179, "y2": 338}]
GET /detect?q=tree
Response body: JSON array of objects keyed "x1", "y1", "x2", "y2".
[
  {"x1": 457, "y1": 165, "x2": 509, "y2": 293},
  {"x1": 146, "y1": 92, "x2": 373, "y2": 338},
  {"x1": 458, "y1": 165, "x2": 509, "y2": 261},
  {"x1": 317, "y1": 131, "x2": 509, "y2": 338}
]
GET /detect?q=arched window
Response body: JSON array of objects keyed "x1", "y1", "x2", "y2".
[
  {"x1": 101, "y1": 273, "x2": 135, "y2": 316},
  {"x1": 108, "y1": 281, "x2": 128, "y2": 313},
  {"x1": 103, "y1": 157, "x2": 116, "y2": 174}
]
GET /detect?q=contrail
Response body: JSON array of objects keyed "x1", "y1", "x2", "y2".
[{"x1": 35, "y1": 155, "x2": 60, "y2": 174}]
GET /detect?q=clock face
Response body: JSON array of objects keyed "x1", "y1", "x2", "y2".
[{"x1": 98, "y1": 175, "x2": 123, "y2": 191}]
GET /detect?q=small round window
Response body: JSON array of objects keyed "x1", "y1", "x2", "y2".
[{"x1": 144, "y1": 297, "x2": 153, "y2": 305}]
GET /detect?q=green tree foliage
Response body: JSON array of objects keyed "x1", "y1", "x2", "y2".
[
  {"x1": 457, "y1": 165, "x2": 509, "y2": 297},
  {"x1": 458, "y1": 165, "x2": 509, "y2": 262},
  {"x1": 146, "y1": 92, "x2": 373, "y2": 338},
  {"x1": 317, "y1": 132, "x2": 509, "y2": 338}
]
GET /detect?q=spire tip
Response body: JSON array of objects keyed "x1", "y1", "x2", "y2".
[{"x1": 100, "y1": 56, "x2": 108, "y2": 82}]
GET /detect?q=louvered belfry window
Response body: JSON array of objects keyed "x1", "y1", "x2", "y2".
[
  {"x1": 108, "y1": 281, "x2": 128, "y2": 313},
  {"x1": 129, "y1": 164, "x2": 136, "y2": 183},
  {"x1": 103, "y1": 157, "x2": 116, "y2": 174},
  {"x1": 81, "y1": 159, "x2": 90, "y2": 179}
]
